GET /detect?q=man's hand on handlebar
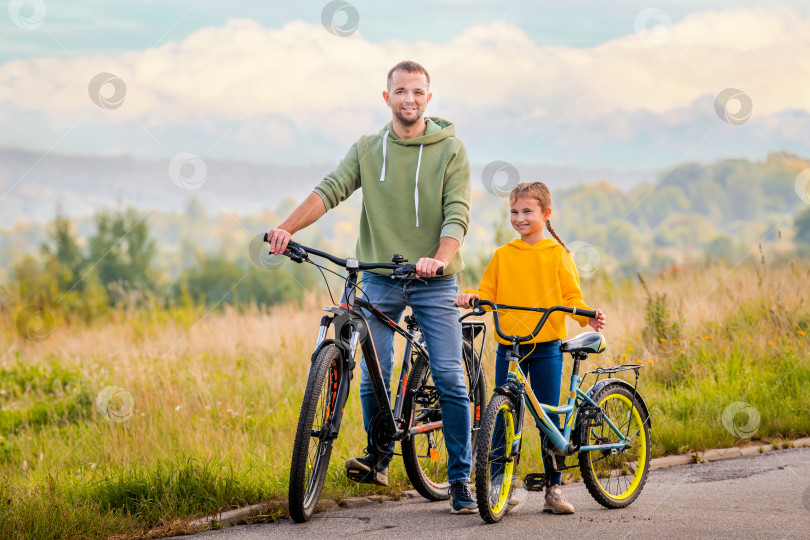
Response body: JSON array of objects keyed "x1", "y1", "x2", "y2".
[
  {"x1": 415, "y1": 257, "x2": 446, "y2": 278},
  {"x1": 455, "y1": 292, "x2": 479, "y2": 308},
  {"x1": 266, "y1": 228, "x2": 292, "y2": 256},
  {"x1": 589, "y1": 309, "x2": 606, "y2": 332}
]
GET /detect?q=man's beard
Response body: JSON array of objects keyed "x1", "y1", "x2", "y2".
[{"x1": 394, "y1": 107, "x2": 424, "y2": 126}]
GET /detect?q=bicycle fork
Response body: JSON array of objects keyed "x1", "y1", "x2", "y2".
[
  {"x1": 311, "y1": 311, "x2": 364, "y2": 442},
  {"x1": 499, "y1": 355, "x2": 528, "y2": 467}
]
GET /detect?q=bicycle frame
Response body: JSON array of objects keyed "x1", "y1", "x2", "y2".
[
  {"x1": 310, "y1": 267, "x2": 444, "y2": 447},
  {"x1": 503, "y1": 348, "x2": 630, "y2": 457}
]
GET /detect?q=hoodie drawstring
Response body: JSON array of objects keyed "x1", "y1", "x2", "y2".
[
  {"x1": 379, "y1": 128, "x2": 424, "y2": 228},
  {"x1": 414, "y1": 144, "x2": 423, "y2": 227},
  {"x1": 378, "y1": 129, "x2": 389, "y2": 182}
]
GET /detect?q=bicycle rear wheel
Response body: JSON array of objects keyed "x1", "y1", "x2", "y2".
[
  {"x1": 474, "y1": 393, "x2": 518, "y2": 523},
  {"x1": 288, "y1": 344, "x2": 344, "y2": 522},
  {"x1": 579, "y1": 384, "x2": 650, "y2": 509},
  {"x1": 401, "y1": 340, "x2": 486, "y2": 501}
]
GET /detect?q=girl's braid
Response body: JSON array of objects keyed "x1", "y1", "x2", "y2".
[{"x1": 545, "y1": 220, "x2": 570, "y2": 252}]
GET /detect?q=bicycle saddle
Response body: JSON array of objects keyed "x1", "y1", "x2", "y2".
[{"x1": 560, "y1": 332, "x2": 606, "y2": 354}]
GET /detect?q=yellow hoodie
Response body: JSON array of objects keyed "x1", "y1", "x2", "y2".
[{"x1": 466, "y1": 238, "x2": 592, "y2": 345}]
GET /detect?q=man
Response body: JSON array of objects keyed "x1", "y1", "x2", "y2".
[{"x1": 266, "y1": 60, "x2": 476, "y2": 514}]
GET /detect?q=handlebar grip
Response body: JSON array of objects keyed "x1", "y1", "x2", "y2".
[
  {"x1": 436, "y1": 267, "x2": 444, "y2": 276},
  {"x1": 572, "y1": 307, "x2": 598, "y2": 319}
]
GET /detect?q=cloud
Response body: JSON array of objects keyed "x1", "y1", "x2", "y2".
[{"x1": 0, "y1": 7, "x2": 808, "y2": 166}]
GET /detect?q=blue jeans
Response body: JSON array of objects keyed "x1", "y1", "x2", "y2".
[
  {"x1": 495, "y1": 341, "x2": 563, "y2": 486},
  {"x1": 357, "y1": 274, "x2": 472, "y2": 483}
]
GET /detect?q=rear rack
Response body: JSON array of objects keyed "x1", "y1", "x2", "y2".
[{"x1": 585, "y1": 364, "x2": 642, "y2": 375}]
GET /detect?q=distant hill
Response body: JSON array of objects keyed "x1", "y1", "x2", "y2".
[
  {"x1": 0, "y1": 148, "x2": 653, "y2": 228},
  {"x1": 1, "y1": 151, "x2": 807, "y2": 281}
]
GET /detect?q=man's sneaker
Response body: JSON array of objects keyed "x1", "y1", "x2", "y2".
[
  {"x1": 543, "y1": 484, "x2": 575, "y2": 514},
  {"x1": 449, "y1": 481, "x2": 477, "y2": 514},
  {"x1": 344, "y1": 456, "x2": 388, "y2": 487}
]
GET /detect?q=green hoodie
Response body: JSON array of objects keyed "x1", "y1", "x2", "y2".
[{"x1": 313, "y1": 117, "x2": 471, "y2": 274}]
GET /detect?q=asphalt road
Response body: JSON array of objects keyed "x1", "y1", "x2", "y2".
[{"x1": 195, "y1": 447, "x2": 810, "y2": 539}]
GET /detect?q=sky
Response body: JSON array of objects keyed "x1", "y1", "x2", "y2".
[{"x1": 1, "y1": 0, "x2": 809, "y2": 172}]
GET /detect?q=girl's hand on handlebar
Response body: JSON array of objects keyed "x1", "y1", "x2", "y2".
[
  {"x1": 266, "y1": 228, "x2": 292, "y2": 255},
  {"x1": 589, "y1": 309, "x2": 606, "y2": 332},
  {"x1": 455, "y1": 292, "x2": 479, "y2": 308}
]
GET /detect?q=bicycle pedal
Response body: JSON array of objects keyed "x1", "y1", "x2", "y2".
[
  {"x1": 345, "y1": 468, "x2": 379, "y2": 485},
  {"x1": 524, "y1": 473, "x2": 546, "y2": 492}
]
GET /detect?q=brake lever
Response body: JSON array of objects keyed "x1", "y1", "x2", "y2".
[
  {"x1": 286, "y1": 243, "x2": 308, "y2": 263},
  {"x1": 391, "y1": 265, "x2": 425, "y2": 282},
  {"x1": 458, "y1": 304, "x2": 486, "y2": 322}
]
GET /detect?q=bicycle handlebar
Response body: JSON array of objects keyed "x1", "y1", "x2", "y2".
[
  {"x1": 262, "y1": 234, "x2": 443, "y2": 277},
  {"x1": 461, "y1": 298, "x2": 597, "y2": 344}
]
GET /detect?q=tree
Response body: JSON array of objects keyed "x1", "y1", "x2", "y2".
[
  {"x1": 176, "y1": 255, "x2": 317, "y2": 309},
  {"x1": 795, "y1": 207, "x2": 810, "y2": 252},
  {"x1": 88, "y1": 208, "x2": 156, "y2": 295},
  {"x1": 705, "y1": 236, "x2": 736, "y2": 263},
  {"x1": 41, "y1": 212, "x2": 84, "y2": 292}
]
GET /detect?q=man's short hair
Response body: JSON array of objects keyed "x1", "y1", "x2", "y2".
[{"x1": 387, "y1": 60, "x2": 430, "y2": 89}]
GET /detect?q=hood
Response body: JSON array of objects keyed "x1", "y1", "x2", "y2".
[
  {"x1": 507, "y1": 238, "x2": 561, "y2": 251},
  {"x1": 379, "y1": 117, "x2": 455, "y2": 146}
]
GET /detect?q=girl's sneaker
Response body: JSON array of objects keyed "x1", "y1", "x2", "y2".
[{"x1": 543, "y1": 484, "x2": 575, "y2": 514}]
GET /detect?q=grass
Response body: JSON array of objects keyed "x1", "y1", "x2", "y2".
[{"x1": 0, "y1": 260, "x2": 808, "y2": 538}]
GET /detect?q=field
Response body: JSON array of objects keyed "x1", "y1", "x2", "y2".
[{"x1": 1, "y1": 260, "x2": 809, "y2": 539}]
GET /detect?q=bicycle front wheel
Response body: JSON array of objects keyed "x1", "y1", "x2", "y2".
[
  {"x1": 579, "y1": 384, "x2": 650, "y2": 509},
  {"x1": 288, "y1": 344, "x2": 344, "y2": 522},
  {"x1": 474, "y1": 393, "x2": 518, "y2": 523},
  {"x1": 401, "y1": 344, "x2": 487, "y2": 501}
]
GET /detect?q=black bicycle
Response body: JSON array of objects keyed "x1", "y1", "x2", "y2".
[{"x1": 262, "y1": 236, "x2": 487, "y2": 522}]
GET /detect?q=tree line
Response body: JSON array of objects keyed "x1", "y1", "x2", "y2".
[{"x1": 2, "y1": 208, "x2": 318, "y2": 323}]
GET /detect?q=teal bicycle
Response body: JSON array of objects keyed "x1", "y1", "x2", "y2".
[{"x1": 465, "y1": 300, "x2": 652, "y2": 523}]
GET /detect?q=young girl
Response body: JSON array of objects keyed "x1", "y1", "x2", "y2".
[{"x1": 456, "y1": 181, "x2": 606, "y2": 515}]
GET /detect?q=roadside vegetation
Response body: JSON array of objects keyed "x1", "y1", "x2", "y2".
[
  {"x1": 1, "y1": 255, "x2": 808, "y2": 538},
  {"x1": 1, "y1": 153, "x2": 809, "y2": 537}
]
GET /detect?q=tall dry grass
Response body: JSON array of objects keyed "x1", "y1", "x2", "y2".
[{"x1": 0, "y1": 258, "x2": 808, "y2": 538}]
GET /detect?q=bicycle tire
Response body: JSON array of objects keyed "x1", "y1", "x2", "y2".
[
  {"x1": 579, "y1": 383, "x2": 651, "y2": 509},
  {"x1": 474, "y1": 393, "x2": 518, "y2": 523},
  {"x1": 401, "y1": 340, "x2": 487, "y2": 501},
  {"x1": 288, "y1": 344, "x2": 344, "y2": 522}
]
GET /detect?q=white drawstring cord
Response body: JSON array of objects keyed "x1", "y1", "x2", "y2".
[
  {"x1": 414, "y1": 144, "x2": 423, "y2": 227},
  {"x1": 379, "y1": 129, "x2": 389, "y2": 182}
]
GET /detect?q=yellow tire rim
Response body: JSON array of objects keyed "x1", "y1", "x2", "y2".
[
  {"x1": 588, "y1": 392, "x2": 647, "y2": 500},
  {"x1": 490, "y1": 402, "x2": 516, "y2": 514}
]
